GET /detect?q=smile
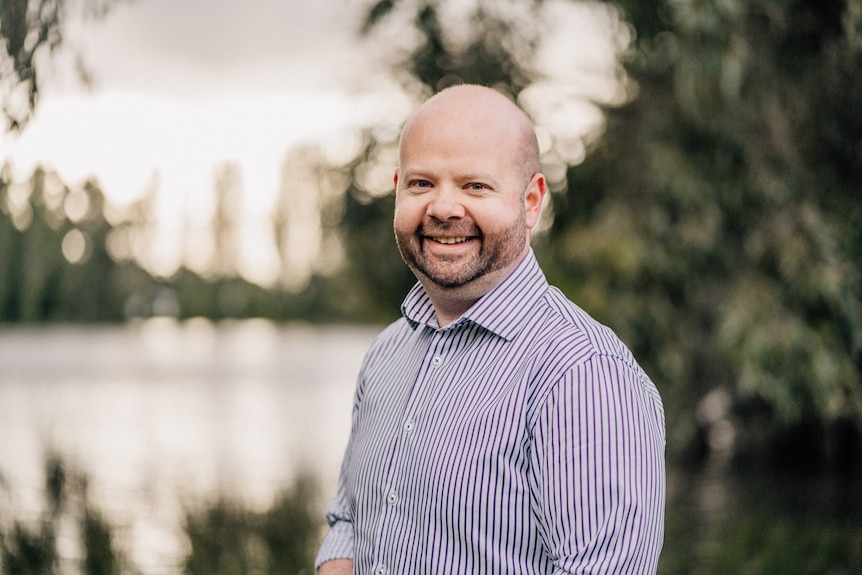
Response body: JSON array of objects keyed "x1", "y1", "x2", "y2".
[{"x1": 431, "y1": 237, "x2": 471, "y2": 245}]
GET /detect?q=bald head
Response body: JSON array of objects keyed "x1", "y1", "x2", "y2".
[
  {"x1": 393, "y1": 84, "x2": 547, "y2": 322},
  {"x1": 400, "y1": 85, "x2": 541, "y2": 189}
]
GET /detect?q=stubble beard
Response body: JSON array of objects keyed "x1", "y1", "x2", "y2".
[{"x1": 395, "y1": 212, "x2": 527, "y2": 289}]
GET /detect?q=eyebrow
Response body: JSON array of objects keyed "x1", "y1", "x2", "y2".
[{"x1": 401, "y1": 168, "x2": 501, "y2": 185}]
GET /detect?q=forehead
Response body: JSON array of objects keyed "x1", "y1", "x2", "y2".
[{"x1": 399, "y1": 104, "x2": 524, "y2": 174}]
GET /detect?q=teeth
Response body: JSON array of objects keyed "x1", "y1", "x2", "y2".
[{"x1": 434, "y1": 237, "x2": 469, "y2": 245}]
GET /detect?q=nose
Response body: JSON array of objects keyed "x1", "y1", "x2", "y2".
[{"x1": 425, "y1": 185, "x2": 466, "y2": 221}]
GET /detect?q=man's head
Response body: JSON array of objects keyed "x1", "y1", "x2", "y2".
[{"x1": 393, "y1": 84, "x2": 546, "y2": 318}]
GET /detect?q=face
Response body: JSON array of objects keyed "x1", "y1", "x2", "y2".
[
  {"x1": 394, "y1": 181, "x2": 528, "y2": 289},
  {"x1": 393, "y1": 96, "x2": 544, "y2": 292}
]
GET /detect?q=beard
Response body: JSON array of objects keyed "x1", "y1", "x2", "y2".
[{"x1": 395, "y1": 211, "x2": 527, "y2": 289}]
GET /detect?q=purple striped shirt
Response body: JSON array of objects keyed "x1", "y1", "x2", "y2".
[{"x1": 316, "y1": 251, "x2": 666, "y2": 574}]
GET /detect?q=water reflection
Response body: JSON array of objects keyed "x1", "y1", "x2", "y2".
[
  {"x1": 0, "y1": 319, "x2": 378, "y2": 573},
  {"x1": 662, "y1": 459, "x2": 862, "y2": 574}
]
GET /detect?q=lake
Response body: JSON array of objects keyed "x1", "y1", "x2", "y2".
[
  {"x1": 0, "y1": 319, "x2": 378, "y2": 573},
  {"x1": 1, "y1": 320, "x2": 859, "y2": 574}
]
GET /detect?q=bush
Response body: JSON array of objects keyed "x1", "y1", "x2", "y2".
[{"x1": 182, "y1": 472, "x2": 322, "y2": 575}]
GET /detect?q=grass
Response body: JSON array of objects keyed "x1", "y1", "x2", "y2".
[{"x1": 0, "y1": 454, "x2": 322, "y2": 575}]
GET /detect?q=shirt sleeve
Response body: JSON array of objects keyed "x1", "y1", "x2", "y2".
[
  {"x1": 314, "y1": 455, "x2": 355, "y2": 569},
  {"x1": 314, "y1": 382, "x2": 363, "y2": 569},
  {"x1": 529, "y1": 353, "x2": 666, "y2": 574}
]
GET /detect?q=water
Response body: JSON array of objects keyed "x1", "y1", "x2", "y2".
[
  {"x1": 2, "y1": 321, "x2": 859, "y2": 574},
  {"x1": 0, "y1": 319, "x2": 379, "y2": 573}
]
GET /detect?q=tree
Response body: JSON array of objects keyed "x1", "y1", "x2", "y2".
[
  {"x1": 550, "y1": 0, "x2": 862, "y2": 463},
  {"x1": 0, "y1": 0, "x2": 119, "y2": 131},
  {"x1": 0, "y1": 165, "x2": 155, "y2": 321},
  {"x1": 211, "y1": 161, "x2": 243, "y2": 278},
  {"x1": 323, "y1": 0, "x2": 862, "y2": 464}
]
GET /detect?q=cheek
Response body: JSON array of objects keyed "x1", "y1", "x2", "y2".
[
  {"x1": 473, "y1": 201, "x2": 522, "y2": 231},
  {"x1": 395, "y1": 191, "x2": 433, "y2": 217},
  {"x1": 393, "y1": 201, "x2": 421, "y2": 233}
]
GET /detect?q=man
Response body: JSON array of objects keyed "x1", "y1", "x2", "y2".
[{"x1": 316, "y1": 84, "x2": 666, "y2": 574}]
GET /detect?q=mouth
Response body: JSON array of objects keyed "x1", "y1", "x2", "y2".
[
  {"x1": 429, "y1": 236, "x2": 472, "y2": 245},
  {"x1": 417, "y1": 221, "x2": 482, "y2": 251}
]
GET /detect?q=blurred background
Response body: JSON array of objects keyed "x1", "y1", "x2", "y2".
[{"x1": 1, "y1": 0, "x2": 860, "y2": 573}]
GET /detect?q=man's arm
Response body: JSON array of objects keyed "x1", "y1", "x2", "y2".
[
  {"x1": 315, "y1": 375, "x2": 364, "y2": 571},
  {"x1": 314, "y1": 462, "x2": 356, "y2": 570},
  {"x1": 318, "y1": 558, "x2": 352, "y2": 575},
  {"x1": 531, "y1": 356, "x2": 666, "y2": 573}
]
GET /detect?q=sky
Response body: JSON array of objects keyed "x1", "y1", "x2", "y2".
[{"x1": 1, "y1": 0, "x2": 626, "y2": 285}]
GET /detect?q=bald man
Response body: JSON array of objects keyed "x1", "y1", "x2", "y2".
[{"x1": 316, "y1": 85, "x2": 666, "y2": 574}]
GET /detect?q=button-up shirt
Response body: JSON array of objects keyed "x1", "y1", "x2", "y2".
[{"x1": 316, "y1": 251, "x2": 666, "y2": 574}]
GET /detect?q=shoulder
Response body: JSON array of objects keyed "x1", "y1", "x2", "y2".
[
  {"x1": 527, "y1": 286, "x2": 636, "y2": 370},
  {"x1": 542, "y1": 286, "x2": 640, "y2": 367},
  {"x1": 527, "y1": 286, "x2": 662, "y2": 412}
]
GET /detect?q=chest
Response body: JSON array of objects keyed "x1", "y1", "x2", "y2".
[{"x1": 348, "y1": 327, "x2": 541, "y2": 502}]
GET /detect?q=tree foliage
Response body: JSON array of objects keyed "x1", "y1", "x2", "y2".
[
  {"x1": 0, "y1": 165, "x2": 145, "y2": 321},
  {"x1": 0, "y1": 0, "x2": 118, "y2": 131},
  {"x1": 556, "y1": 0, "x2": 862, "y2": 461},
  {"x1": 332, "y1": 0, "x2": 862, "y2": 464}
]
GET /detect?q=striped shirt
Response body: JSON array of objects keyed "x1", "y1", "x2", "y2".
[{"x1": 316, "y1": 251, "x2": 666, "y2": 574}]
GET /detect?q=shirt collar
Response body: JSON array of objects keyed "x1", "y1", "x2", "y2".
[{"x1": 401, "y1": 250, "x2": 549, "y2": 341}]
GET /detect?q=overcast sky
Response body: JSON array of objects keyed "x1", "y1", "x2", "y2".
[
  {"x1": 1, "y1": 0, "x2": 626, "y2": 283},
  {"x1": 5, "y1": 0, "x2": 391, "y2": 202},
  {"x1": 72, "y1": 0, "x2": 376, "y2": 98},
  {"x1": 1, "y1": 0, "x2": 406, "y2": 281}
]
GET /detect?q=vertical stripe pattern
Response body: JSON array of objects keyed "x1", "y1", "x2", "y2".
[{"x1": 316, "y1": 251, "x2": 666, "y2": 574}]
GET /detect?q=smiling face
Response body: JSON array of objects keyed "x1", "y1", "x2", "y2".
[{"x1": 393, "y1": 86, "x2": 545, "y2": 310}]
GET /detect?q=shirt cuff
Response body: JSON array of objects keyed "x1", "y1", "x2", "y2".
[{"x1": 314, "y1": 520, "x2": 354, "y2": 570}]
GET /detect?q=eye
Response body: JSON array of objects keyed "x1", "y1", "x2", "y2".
[
  {"x1": 466, "y1": 182, "x2": 488, "y2": 191},
  {"x1": 410, "y1": 179, "x2": 432, "y2": 189}
]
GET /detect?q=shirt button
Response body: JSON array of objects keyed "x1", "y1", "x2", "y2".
[
  {"x1": 432, "y1": 355, "x2": 443, "y2": 367},
  {"x1": 375, "y1": 567, "x2": 387, "y2": 575},
  {"x1": 403, "y1": 420, "x2": 414, "y2": 432},
  {"x1": 387, "y1": 491, "x2": 398, "y2": 505}
]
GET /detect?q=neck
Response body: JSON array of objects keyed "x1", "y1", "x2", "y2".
[
  {"x1": 418, "y1": 249, "x2": 529, "y2": 328},
  {"x1": 424, "y1": 286, "x2": 476, "y2": 328}
]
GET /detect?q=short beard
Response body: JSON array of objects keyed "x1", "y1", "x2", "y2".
[{"x1": 395, "y1": 212, "x2": 527, "y2": 289}]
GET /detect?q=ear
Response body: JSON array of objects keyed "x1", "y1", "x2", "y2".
[
  {"x1": 524, "y1": 173, "x2": 547, "y2": 230},
  {"x1": 393, "y1": 168, "x2": 400, "y2": 189}
]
